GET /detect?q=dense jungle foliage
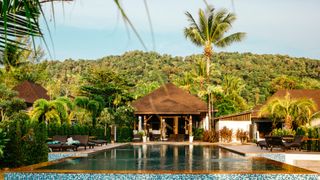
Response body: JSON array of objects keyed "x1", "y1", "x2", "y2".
[
  {"x1": 0, "y1": 50, "x2": 319, "y2": 116},
  {"x1": 2, "y1": 50, "x2": 318, "y2": 112}
]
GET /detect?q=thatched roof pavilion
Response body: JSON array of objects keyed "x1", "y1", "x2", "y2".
[
  {"x1": 132, "y1": 83, "x2": 207, "y2": 115},
  {"x1": 13, "y1": 80, "x2": 50, "y2": 106},
  {"x1": 132, "y1": 83, "x2": 208, "y2": 140}
]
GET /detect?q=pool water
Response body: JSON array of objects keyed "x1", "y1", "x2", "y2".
[{"x1": 39, "y1": 144, "x2": 310, "y2": 172}]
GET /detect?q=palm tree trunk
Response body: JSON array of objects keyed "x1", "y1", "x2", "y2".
[
  {"x1": 208, "y1": 93, "x2": 212, "y2": 129},
  {"x1": 204, "y1": 44, "x2": 213, "y2": 129},
  {"x1": 284, "y1": 115, "x2": 292, "y2": 129}
]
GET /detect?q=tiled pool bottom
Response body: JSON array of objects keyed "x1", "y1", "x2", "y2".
[{"x1": 5, "y1": 172, "x2": 319, "y2": 180}]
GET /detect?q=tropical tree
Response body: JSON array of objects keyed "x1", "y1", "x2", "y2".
[
  {"x1": 97, "y1": 108, "x2": 114, "y2": 139},
  {"x1": 222, "y1": 75, "x2": 247, "y2": 111},
  {"x1": 270, "y1": 75, "x2": 299, "y2": 93},
  {"x1": 184, "y1": 6, "x2": 245, "y2": 128},
  {"x1": 0, "y1": 84, "x2": 26, "y2": 121},
  {"x1": 80, "y1": 66, "x2": 133, "y2": 109},
  {"x1": 74, "y1": 96, "x2": 105, "y2": 127},
  {"x1": 260, "y1": 93, "x2": 317, "y2": 129},
  {"x1": 30, "y1": 98, "x2": 68, "y2": 125}
]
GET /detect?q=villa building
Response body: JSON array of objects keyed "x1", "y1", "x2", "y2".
[
  {"x1": 215, "y1": 89, "x2": 320, "y2": 141},
  {"x1": 132, "y1": 83, "x2": 209, "y2": 141},
  {"x1": 13, "y1": 80, "x2": 50, "y2": 107}
]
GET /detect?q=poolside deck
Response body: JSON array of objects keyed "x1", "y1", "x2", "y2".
[{"x1": 219, "y1": 143, "x2": 320, "y2": 173}]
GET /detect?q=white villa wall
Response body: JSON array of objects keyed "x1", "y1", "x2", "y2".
[
  {"x1": 311, "y1": 118, "x2": 320, "y2": 127},
  {"x1": 216, "y1": 120, "x2": 251, "y2": 142}
]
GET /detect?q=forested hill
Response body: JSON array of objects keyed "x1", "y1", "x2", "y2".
[{"x1": 10, "y1": 51, "x2": 320, "y2": 112}]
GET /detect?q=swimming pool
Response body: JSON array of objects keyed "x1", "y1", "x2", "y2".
[
  {"x1": 38, "y1": 144, "x2": 311, "y2": 173},
  {"x1": 6, "y1": 144, "x2": 319, "y2": 179}
]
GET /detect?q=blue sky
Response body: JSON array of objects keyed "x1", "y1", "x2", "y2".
[{"x1": 41, "y1": 0, "x2": 320, "y2": 60}]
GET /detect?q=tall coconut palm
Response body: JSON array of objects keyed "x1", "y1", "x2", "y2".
[
  {"x1": 184, "y1": 6, "x2": 246, "y2": 128},
  {"x1": 260, "y1": 93, "x2": 317, "y2": 129},
  {"x1": 30, "y1": 98, "x2": 68, "y2": 125}
]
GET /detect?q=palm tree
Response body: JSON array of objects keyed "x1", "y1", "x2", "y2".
[
  {"x1": 56, "y1": 97, "x2": 75, "y2": 125},
  {"x1": 222, "y1": 75, "x2": 247, "y2": 111},
  {"x1": 74, "y1": 96, "x2": 104, "y2": 127},
  {"x1": 184, "y1": 6, "x2": 246, "y2": 128},
  {"x1": 30, "y1": 98, "x2": 68, "y2": 125},
  {"x1": 260, "y1": 93, "x2": 317, "y2": 129},
  {"x1": 97, "y1": 108, "x2": 114, "y2": 139}
]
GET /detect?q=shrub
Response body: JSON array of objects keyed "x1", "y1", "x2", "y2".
[
  {"x1": 117, "y1": 126, "x2": 133, "y2": 142},
  {"x1": 25, "y1": 122, "x2": 48, "y2": 165},
  {"x1": 271, "y1": 128, "x2": 296, "y2": 136},
  {"x1": 203, "y1": 130, "x2": 219, "y2": 143},
  {"x1": 194, "y1": 128, "x2": 204, "y2": 140},
  {"x1": 219, "y1": 126, "x2": 232, "y2": 142},
  {"x1": 47, "y1": 123, "x2": 110, "y2": 141},
  {"x1": 1, "y1": 112, "x2": 48, "y2": 168},
  {"x1": 236, "y1": 129, "x2": 248, "y2": 143},
  {"x1": 0, "y1": 128, "x2": 8, "y2": 158}
]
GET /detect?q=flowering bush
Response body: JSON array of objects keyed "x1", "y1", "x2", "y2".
[
  {"x1": 219, "y1": 126, "x2": 232, "y2": 142},
  {"x1": 203, "y1": 130, "x2": 219, "y2": 143},
  {"x1": 236, "y1": 129, "x2": 248, "y2": 143}
]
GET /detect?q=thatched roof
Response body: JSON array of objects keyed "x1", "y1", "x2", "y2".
[
  {"x1": 13, "y1": 80, "x2": 50, "y2": 104},
  {"x1": 132, "y1": 83, "x2": 207, "y2": 115},
  {"x1": 252, "y1": 89, "x2": 320, "y2": 118}
]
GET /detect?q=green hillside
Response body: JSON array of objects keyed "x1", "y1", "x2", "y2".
[{"x1": 3, "y1": 50, "x2": 320, "y2": 116}]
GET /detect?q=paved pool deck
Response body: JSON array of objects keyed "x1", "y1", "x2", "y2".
[{"x1": 219, "y1": 143, "x2": 320, "y2": 173}]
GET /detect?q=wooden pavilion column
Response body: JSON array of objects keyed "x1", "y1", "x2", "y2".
[
  {"x1": 133, "y1": 120, "x2": 137, "y2": 131},
  {"x1": 160, "y1": 116, "x2": 163, "y2": 138},
  {"x1": 189, "y1": 115, "x2": 193, "y2": 136},
  {"x1": 174, "y1": 116, "x2": 178, "y2": 135},
  {"x1": 143, "y1": 115, "x2": 147, "y2": 133}
]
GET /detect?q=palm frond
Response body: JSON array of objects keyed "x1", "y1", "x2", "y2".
[
  {"x1": 215, "y1": 32, "x2": 246, "y2": 48},
  {"x1": 185, "y1": 11, "x2": 204, "y2": 41},
  {"x1": 184, "y1": 27, "x2": 204, "y2": 47},
  {"x1": 0, "y1": 0, "x2": 42, "y2": 52},
  {"x1": 113, "y1": 0, "x2": 147, "y2": 50}
]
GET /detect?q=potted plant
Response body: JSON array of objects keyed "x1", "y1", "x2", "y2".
[
  {"x1": 138, "y1": 131, "x2": 147, "y2": 143},
  {"x1": 189, "y1": 132, "x2": 194, "y2": 143}
]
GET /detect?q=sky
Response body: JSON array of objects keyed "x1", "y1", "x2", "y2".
[{"x1": 40, "y1": 0, "x2": 320, "y2": 60}]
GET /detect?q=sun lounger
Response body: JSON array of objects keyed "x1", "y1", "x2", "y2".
[
  {"x1": 257, "y1": 136, "x2": 272, "y2": 150},
  {"x1": 287, "y1": 135, "x2": 304, "y2": 151},
  {"x1": 266, "y1": 136, "x2": 291, "y2": 152},
  {"x1": 89, "y1": 139, "x2": 108, "y2": 146},
  {"x1": 72, "y1": 135, "x2": 95, "y2": 150},
  {"x1": 48, "y1": 136, "x2": 78, "y2": 152}
]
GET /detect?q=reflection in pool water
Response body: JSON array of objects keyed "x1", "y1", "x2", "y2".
[{"x1": 39, "y1": 145, "x2": 309, "y2": 172}]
